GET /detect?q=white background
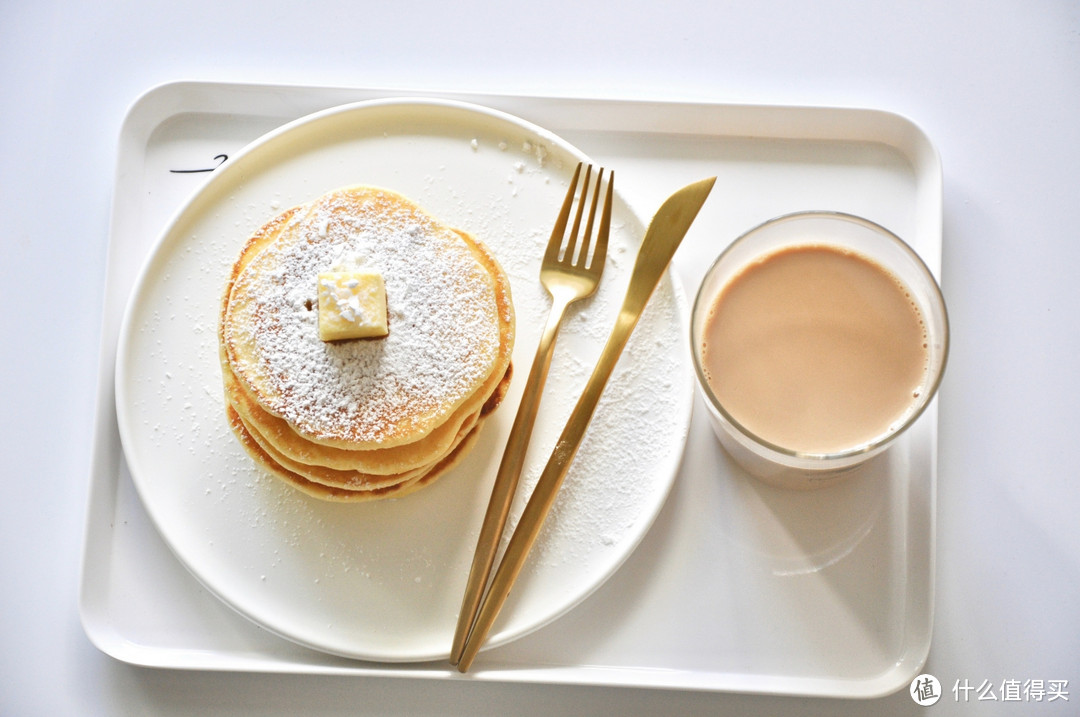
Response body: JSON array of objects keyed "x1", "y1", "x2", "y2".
[{"x1": 2, "y1": 1, "x2": 1078, "y2": 715}]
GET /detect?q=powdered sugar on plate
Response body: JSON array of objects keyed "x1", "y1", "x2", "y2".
[{"x1": 115, "y1": 98, "x2": 693, "y2": 661}]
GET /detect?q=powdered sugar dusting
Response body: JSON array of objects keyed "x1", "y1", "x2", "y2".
[
  {"x1": 501, "y1": 280, "x2": 688, "y2": 570},
  {"x1": 227, "y1": 189, "x2": 502, "y2": 445}
]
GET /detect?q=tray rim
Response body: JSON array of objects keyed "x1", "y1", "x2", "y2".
[{"x1": 80, "y1": 79, "x2": 941, "y2": 700}]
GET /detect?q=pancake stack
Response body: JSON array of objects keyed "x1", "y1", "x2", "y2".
[{"x1": 219, "y1": 186, "x2": 514, "y2": 501}]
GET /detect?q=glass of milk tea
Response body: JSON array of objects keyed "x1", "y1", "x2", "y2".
[{"x1": 691, "y1": 211, "x2": 949, "y2": 489}]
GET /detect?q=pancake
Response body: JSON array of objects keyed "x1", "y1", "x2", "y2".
[
  {"x1": 222, "y1": 187, "x2": 513, "y2": 450},
  {"x1": 219, "y1": 227, "x2": 513, "y2": 475},
  {"x1": 227, "y1": 366, "x2": 511, "y2": 491},
  {"x1": 226, "y1": 404, "x2": 484, "y2": 502},
  {"x1": 222, "y1": 351, "x2": 484, "y2": 474},
  {"x1": 218, "y1": 186, "x2": 514, "y2": 501}
]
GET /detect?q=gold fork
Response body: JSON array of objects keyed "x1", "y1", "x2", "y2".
[
  {"x1": 456, "y1": 174, "x2": 716, "y2": 672},
  {"x1": 449, "y1": 162, "x2": 612, "y2": 666}
]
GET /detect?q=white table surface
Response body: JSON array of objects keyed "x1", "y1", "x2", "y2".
[{"x1": 2, "y1": 1, "x2": 1077, "y2": 714}]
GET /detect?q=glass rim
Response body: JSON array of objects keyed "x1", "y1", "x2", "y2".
[{"x1": 690, "y1": 210, "x2": 950, "y2": 463}]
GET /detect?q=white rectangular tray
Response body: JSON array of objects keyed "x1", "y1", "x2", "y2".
[{"x1": 80, "y1": 81, "x2": 941, "y2": 698}]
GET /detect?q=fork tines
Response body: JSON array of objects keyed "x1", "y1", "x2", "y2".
[{"x1": 548, "y1": 162, "x2": 613, "y2": 270}]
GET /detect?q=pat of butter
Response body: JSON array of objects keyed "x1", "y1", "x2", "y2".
[{"x1": 317, "y1": 270, "x2": 389, "y2": 341}]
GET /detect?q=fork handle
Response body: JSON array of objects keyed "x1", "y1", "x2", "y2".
[{"x1": 450, "y1": 287, "x2": 577, "y2": 665}]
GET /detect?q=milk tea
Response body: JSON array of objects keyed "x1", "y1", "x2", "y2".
[{"x1": 700, "y1": 244, "x2": 928, "y2": 454}]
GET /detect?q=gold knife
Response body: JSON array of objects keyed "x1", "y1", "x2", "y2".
[{"x1": 456, "y1": 175, "x2": 716, "y2": 672}]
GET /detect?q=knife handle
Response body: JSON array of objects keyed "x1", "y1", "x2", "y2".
[
  {"x1": 450, "y1": 288, "x2": 575, "y2": 665},
  {"x1": 456, "y1": 309, "x2": 633, "y2": 672}
]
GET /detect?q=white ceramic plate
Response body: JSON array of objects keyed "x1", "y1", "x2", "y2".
[{"x1": 114, "y1": 98, "x2": 694, "y2": 662}]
